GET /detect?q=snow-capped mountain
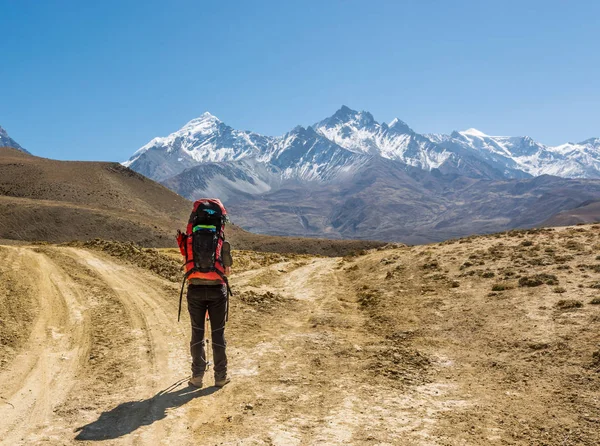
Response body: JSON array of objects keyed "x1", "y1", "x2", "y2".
[
  {"x1": 260, "y1": 125, "x2": 366, "y2": 181},
  {"x1": 313, "y1": 105, "x2": 451, "y2": 167},
  {"x1": 430, "y1": 129, "x2": 600, "y2": 179},
  {"x1": 124, "y1": 112, "x2": 272, "y2": 181},
  {"x1": 0, "y1": 126, "x2": 29, "y2": 153},
  {"x1": 312, "y1": 106, "x2": 513, "y2": 179},
  {"x1": 123, "y1": 107, "x2": 600, "y2": 242},
  {"x1": 124, "y1": 107, "x2": 599, "y2": 186},
  {"x1": 546, "y1": 138, "x2": 600, "y2": 178}
]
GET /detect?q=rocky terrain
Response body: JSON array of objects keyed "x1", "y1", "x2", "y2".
[{"x1": 1, "y1": 224, "x2": 599, "y2": 444}]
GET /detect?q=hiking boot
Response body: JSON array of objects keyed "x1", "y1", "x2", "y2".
[
  {"x1": 214, "y1": 376, "x2": 231, "y2": 387},
  {"x1": 188, "y1": 375, "x2": 204, "y2": 388}
]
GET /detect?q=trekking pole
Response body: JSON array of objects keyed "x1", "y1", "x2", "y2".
[{"x1": 205, "y1": 309, "x2": 212, "y2": 372}]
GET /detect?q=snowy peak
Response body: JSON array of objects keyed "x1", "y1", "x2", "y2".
[
  {"x1": 312, "y1": 107, "x2": 454, "y2": 171},
  {"x1": 245, "y1": 123, "x2": 365, "y2": 182},
  {"x1": 388, "y1": 118, "x2": 413, "y2": 134},
  {"x1": 460, "y1": 128, "x2": 489, "y2": 138},
  {"x1": 315, "y1": 105, "x2": 376, "y2": 131},
  {"x1": 579, "y1": 137, "x2": 600, "y2": 146},
  {"x1": 437, "y1": 127, "x2": 600, "y2": 179},
  {"x1": 180, "y1": 112, "x2": 222, "y2": 132},
  {"x1": 123, "y1": 112, "x2": 272, "y2": 181},
  {"x1": 0, "y1": 125, "x2": 29, "y2": 154}
]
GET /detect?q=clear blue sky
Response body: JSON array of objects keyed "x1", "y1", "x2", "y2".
[{"x1": 1, "y1": 0, "x2": 598, "y2": 161}]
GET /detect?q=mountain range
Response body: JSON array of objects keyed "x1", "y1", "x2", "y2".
[
  {"x1": 122, "y1": 106, "x2": 600, "y2": 243},
  {"x1": 125, "y1": 106, "x2": 600, "y2": 183}
]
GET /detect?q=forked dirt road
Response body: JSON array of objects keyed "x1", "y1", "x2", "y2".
[
  {"x1": 3, "y1": 226, "x2": 599, "y2": 445},
  {"x1": 0, "y1": 245, "x2": 432, "y2": 445}
]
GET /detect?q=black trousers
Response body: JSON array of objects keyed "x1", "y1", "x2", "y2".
[{"x1": 186, "y1": 284, "x2": 228, "y2": 379}]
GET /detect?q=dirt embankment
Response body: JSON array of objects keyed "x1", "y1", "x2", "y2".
[{"x1": 0, "y1": 224, "x2": 599, "y2": 444}]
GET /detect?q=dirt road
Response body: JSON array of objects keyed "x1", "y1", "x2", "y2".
[
  {"x1": 0, "y1": 245, "x2": 419, "y2": 445},
  {"x1": 2, "y1": 227, "x2": 599, "y2": 445}
]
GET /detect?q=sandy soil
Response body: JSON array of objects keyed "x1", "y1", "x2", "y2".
[
  {"x1": 1, "y1": 225, "x2": 599, "y2": 445},
  {"x1": 0, "y1": 245, "x2": 402, "y2": 445}
]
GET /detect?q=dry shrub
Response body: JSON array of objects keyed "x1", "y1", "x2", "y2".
[
  {"x1": 492, "y1": 282, "x2": 514, "y2": 292},
  {"x1": 238, "y1": 290, "x2": 285, "y2": 306},
  {"x1": 553, "y1": 286, "x2": 567, "y2": 294},
  {"x1": 421, "y1": 260, "x2": 440, "y2": 270},
  {"x1": 592, "y1": 350, "x2": 600, "y2": 370},
  {"x1": 590, "y1": 297, "x2": 600, "y2": 305},
  {"x1": 358, "y1": 290, "x2": 379, "y2": 307},
  {"x1": 554, "y1": 255, "x2": 574, "y2": 264},
  {"x1": 555, "y1": 299, "x2": 583, "y2": 310},
  {"x1": 519, "y1": 274, "x2": 559, "y2": 287},
  {"x1": 565, "y1": 240, "x2": 583, "y2": 251}
]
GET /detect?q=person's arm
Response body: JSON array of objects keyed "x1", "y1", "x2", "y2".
[
  {"x1": 222, "y1": 241, "x2": 233, "y2": 276},
  {"x1": 176, "y1": 230, "x2": 186, "y2": 257}
]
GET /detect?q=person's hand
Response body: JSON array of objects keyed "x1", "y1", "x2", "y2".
[{"x1": 225, "y1": 266, "x2": 231, "y2": 276}]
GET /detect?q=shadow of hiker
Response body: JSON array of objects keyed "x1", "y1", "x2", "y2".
[{"x1": 74, "y1": 379, "x2": 219, "y2": 441}]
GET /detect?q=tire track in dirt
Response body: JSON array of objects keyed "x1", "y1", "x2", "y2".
[
  {"x1": 0, "y1": 245, "x2": 418, "y2": 445},
  {"x1": 67, "y1": 248, "x2": 194, "y2": 445},
  {"x1": 0, "y1": 247, "x2": 91, "y2": 444},
  {"x1": 0, "y1": 246, "x2": 189, "y2": 445}
]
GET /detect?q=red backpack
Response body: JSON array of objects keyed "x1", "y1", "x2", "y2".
[{"x1": 176, "y1": 198, "x2": 232, "y2": 321}]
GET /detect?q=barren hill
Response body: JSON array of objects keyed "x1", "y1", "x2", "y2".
[
  {"x1": 543, "y1": 199, "x2": 600, "y2": 226},
  {"x1": 0, "y1": 146, "x2": 189, "y2": 246},
  {"x1": 0, "y1": 225, "x2": 598, "y2": 444},
  {"x1": 0, "y1": 147, "x2": 384, "y2": 254}
]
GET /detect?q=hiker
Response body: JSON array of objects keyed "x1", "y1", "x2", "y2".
[{"x1": 177, "y1": 198, "x2": 233, "y2": 389}]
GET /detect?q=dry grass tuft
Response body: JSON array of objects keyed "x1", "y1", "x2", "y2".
[
  {"x1": 555, "y1": 299, "x2": 583, "y2": 310},
  {"x1": 492, "y1": 282, "x2": 515, "y2": 292},
  {"x1": 518, "y1": 273, "x2": 559, "y2": 287}
]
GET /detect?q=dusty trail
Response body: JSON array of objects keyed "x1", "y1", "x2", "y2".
[
  {"x1": 0, "y1": 248, "x2": 91, "y2": 444},
  {"x1": 0, "y1": 245, "x2": 410, "y2": 445}
]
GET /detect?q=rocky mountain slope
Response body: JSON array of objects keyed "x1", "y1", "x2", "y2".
[{"x1": 0, "y1": 125, "x2": 29, "y2": 153}]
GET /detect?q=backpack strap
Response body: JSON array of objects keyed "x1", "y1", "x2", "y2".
[
  {"x1": 214, "y1": 270, "x2": 233, "y2": 322},
  {"x1": 178, "y1": 268, "x2": 196, "y2": 322}
]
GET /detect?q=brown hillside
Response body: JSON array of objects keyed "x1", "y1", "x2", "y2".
[
  {"x1": 542, "y1": 199, "x2": 600, "y2": 227},
  {"x1": 0, "y1": 147, "x2": 384, "y2": 254},
  {"x1": 0, "y1": 147, "x2": 189, "y2": 246}
]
